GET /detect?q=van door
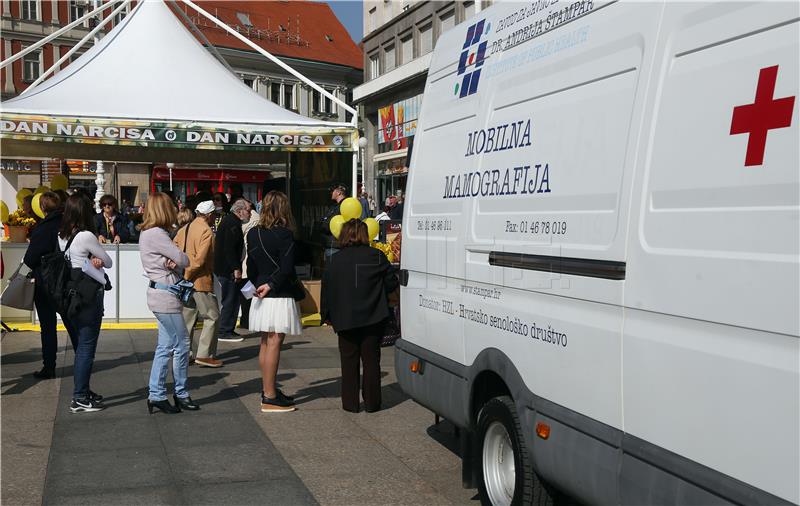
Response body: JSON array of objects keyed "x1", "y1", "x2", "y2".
[
  {"x1": 459, "y1": 2, "x2": 664, "y2": 433},
  {"x1": 623, "y1": 3, "x2": 799, "y2": 504}
]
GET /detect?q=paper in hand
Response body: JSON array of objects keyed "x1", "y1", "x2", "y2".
[
  {"x1": 240, "y1": 280, "x2": 256, "y2": 300},
  {"x1": 82, "y1": 259, "x2": 106, "y2": 284}
]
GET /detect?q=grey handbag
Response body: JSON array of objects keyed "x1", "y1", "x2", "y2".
[{"x1": 1, "y1": 261, "x2": 35, "y2": 310}]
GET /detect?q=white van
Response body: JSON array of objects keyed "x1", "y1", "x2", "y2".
[{"x1": 394, "y1": 1, "x2": 798, "y2": 505}]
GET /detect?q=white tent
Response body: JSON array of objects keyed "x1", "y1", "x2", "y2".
[{"x1": 0, "y1": 0, "x2": 356, "y2": 164}]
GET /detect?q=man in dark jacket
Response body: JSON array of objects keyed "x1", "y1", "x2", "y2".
[
  {"x1": 23, "y1": 192, "x2": 77, "y2": 378},
  {"x1": 213, "y1": 198, "x2": 251, "y2": 341},
  {"x1": 317, "y1": 184, "x2": 347, "y2": 264}
]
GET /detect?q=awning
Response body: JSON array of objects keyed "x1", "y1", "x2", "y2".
[{"x1": 0, "y1": 0, "x2": 356, "y2": 163}]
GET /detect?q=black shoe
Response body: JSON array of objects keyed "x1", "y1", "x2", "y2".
[
  {"x1": 218, "y1": 334, "x2": 244, "y2": 343},
  {"x1": 261, "y1": 392, "x2": 296, "y2": 413},
  {"x1": 147, "y1": 399, "x2": 179, "y2": 414},
  {"x1": 276, "y1": 389, "x2": 294, "y2": 402},
  {"x1": 33, "y1": 367, "x2": 55, "y2": 379},
  {"x1": 70, "y1": 397, "x2": 105, "y2": 413},
  {"x1": 173, "y1": 395, "x2": 200, "y2": 411},
  {"x1": 88, "y1": 390, "x2": 103, "y2": 402}
]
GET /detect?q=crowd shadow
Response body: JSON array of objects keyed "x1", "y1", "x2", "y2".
[
  {"x1": 1, "y1": 351, "x2": 141, "y2": 396},
  {"x1": 214, "y1": 340, "x2": 312, "y2": 367}
]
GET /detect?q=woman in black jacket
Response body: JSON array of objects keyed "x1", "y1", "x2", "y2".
[
  {"x1": 95, "y1": 194, "x2": 130, "y2": 244},
  {"x1": 246, "y1": 191, "x2": 301, "y2": 413},
  {"x1": 321, "y1": 219, "x2": 398, "y2": 413},
  {"x1": 23, "y1": 192, "x2": 77, "y2": 379}
]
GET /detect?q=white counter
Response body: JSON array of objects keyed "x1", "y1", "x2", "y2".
[{"x1": 1, "y1": 242, "x2": 155, "y2": 322}]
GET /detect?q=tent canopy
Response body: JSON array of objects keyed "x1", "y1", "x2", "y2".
[{"x1": 0, "y1": 0, "x2": 356, "y2": 163}]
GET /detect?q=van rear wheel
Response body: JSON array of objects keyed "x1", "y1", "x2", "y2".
[{"x1": 477, "y1": 396, "x2": 553, "y2": 506}]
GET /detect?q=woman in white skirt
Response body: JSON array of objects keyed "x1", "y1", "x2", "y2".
[{"x1": 246, "y1": 191, "x2": 302, "y2": 413}]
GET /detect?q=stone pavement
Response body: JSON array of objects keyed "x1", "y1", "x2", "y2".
[{"x1": 1, "y1": 324, "x2": 478, "y2": 505}]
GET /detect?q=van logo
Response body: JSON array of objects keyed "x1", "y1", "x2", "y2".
[
  {"x1": 730, "y1": 65, "x2": 795, "y2": 166},
  {"x1": 455, "y1": 19, "x2": 490, "y2": 98}
]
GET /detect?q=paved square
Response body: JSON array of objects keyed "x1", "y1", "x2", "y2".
[{"x1": 1, "y1": 325, "x2": 478, "y2": 505}]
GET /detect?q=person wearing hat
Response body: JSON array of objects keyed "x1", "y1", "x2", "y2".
[
  {"x1": 317, "y1": 184, "x2": 347, "y2": 264},
  {"x1": 174, "y1": 200, "x2": 222, "y2": 368}
]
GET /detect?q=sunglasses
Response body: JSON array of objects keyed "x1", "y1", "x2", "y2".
[{"x1": 102, "y1": 203, "x2": 114, "y2": 208}]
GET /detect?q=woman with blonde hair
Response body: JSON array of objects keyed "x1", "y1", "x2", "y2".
[
  {"x1": 139, "y1": 192, "x2": 196, "y2": 414},
  {"x1": 246, "y1": 191, "x2": 302, "y2": 413}
]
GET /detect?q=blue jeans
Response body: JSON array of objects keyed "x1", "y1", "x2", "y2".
[
  {"x1": 215, "y1": 275, "x2": 241, "y2": 337},
  {"x1": 148, "y1": 312, "x2": 190, "y2": 401},
  {"x1": 66, "y1": 290, "x2": 104, "y2": 400}
]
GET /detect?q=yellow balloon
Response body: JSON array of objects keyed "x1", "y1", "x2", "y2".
[
  {"x1": 0, "y1": 200, "x2": 9, "y2": 223},
  {"x1": 364, "y1": 217, "x2": 379, "y2": 241},
  {"x1": 16, "y1": 188, "x2": 32, "y2": 208},
  {"x1": 32, "y1": 193, "x2": 46, "y2": 219},
  {"x1": 51, "y1": 174, "x2": 69, "y2": 191},
  {"x1": 329, "y1": 214, "x2": 346, "y2": 239},
  {"x1": 339, "y1": 197, "x2": 363, "y2": 221},
  {"x1": 34, "y1": 185, "x2": 50, "y2": 195}
]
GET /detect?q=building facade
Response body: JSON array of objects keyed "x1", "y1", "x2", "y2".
[
  {"x1": 1, "y1": 0, "x2": 362, "y2": 209},
  {"x1": 353, "y1": 0, "x2": 488, "y2": 209}
]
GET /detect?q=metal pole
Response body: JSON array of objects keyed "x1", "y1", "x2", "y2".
[
  {"x1": 181, "y1": 0, "x2": 357, "y2": 127},
  {"x1": 0, "y1": 0, "x2": 116, "y2": 69},
  {"x1": 352, "y1": 150, "x2": 358, "y2": 198}
]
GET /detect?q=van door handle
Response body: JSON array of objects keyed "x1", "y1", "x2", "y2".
[{"x1": 398, "y1": 269, "x2": 409, "y2": 286}]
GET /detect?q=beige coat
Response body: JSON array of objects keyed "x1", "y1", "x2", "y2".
[{"x1": 174, "y1": 217, "x2": 214, "y2": 292}]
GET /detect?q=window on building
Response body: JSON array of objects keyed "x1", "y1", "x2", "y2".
[
  {"x1": 344, "y1": 89, "x2": 354, "y2": 123},
  {"x1": 400, "y1": 34, "x2": 413, "y2": 65},
  {"x1": 284, "y1": 83, "x2": 295, "y2": 110},
  {"x1": 312, "y1": 89, "x2": 321, "y2": 112},
  {"x1": 369, "y1": 53, "x2": 380, "y2": 80},
  {"x1": 242, "y1": 77, "x2": 255, "y2": 89},
  {"x1": 323, "y1": 88, "x2": 332, "y2": 114},
  {"x1": 70, "y1": 0, "x2": 85, "y2": 22},
  {"x1": 419, "y1": 22, "x2": 433, "y2": 55},
  {"x1": 384, "y1": 44, "x2": 395, "y2": 72},
  {"x1": 113, "y1": 1, "x2": 128, "y2": 25},
  {"x1": 271, "y1": 82, "x2": 282, "y2": 105},
  {"x1": 440, "y1": 9, "x2": 455, "y2": 34},
  {"x1": 23, "y1": 49, "x2": 41, "y2": 82},
  {"x1": 21, "y1": 0, "x2": 38, "y2": 20},
  {"x1": 463, "y1": 1, "x2": 476, "y2": 22},
  {"x1": 368, "y1": 7, "x2": 377, "y2": 33}
]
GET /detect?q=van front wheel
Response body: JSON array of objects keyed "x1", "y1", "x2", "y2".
[{"x1": 477, "y1": 396, "x2": 552, "y2": 506}]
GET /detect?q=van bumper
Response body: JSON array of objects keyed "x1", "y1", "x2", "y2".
[{"x1": 394, "y1": 338, "x2": 471, "y2": 429}]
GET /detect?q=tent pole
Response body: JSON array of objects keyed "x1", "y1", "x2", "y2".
[
  {"x1": 180, "y1": 0, "x2": 357, "y2": 123},
  {"x1": 21, "y1": 0, "x2": 133, "y2": 96},
  {"x1": 0, "y1": 0, "x2": 116, "y2": 70}
]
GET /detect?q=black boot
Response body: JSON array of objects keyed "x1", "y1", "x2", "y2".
[
  {"x1": 33, "y1": 367, "x2": 55, "y2": 379},
  {"x1": 173, "y1": 395, "x2": 200, "y2": 411},
  {"x1": 147, "y1": 399, "x2": 179, "y2": 414}
]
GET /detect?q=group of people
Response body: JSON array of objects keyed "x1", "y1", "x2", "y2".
[{"x1": 24, "y1": 187, "x2": 399, "y2": 416}]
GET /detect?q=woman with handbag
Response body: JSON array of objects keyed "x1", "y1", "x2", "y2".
[
  {"x1": 246, "y1": 191, "x2": 302, "y2": 413},
  {"x1": 139, "y1": 192, "x2": 197, "y2": 415},
  {"x1": 321, "y1": 219, "x2": 398, "y2": 413},
  {"x1": 58, "y1": 194, "x2": 113, "y2": 413}
]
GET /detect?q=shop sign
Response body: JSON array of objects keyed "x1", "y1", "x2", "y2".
[
  {"x1": 0, "y1": 114, "x2": 355, "y2": 152},
  {"x1": 0, "y1": 160, "x2": 34, "y2": 171},
  {"x1": 152, "y1": 168, "x2": 269, "y2": 183}
]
